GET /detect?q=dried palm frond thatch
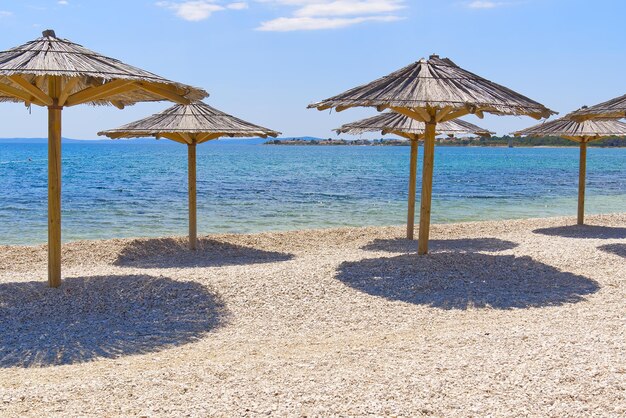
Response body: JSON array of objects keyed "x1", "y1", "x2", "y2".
[
  {"x1": 514, "y1": 117, "x2": 626, "y2": 141},
  {"x1": 99, "y1": 101, "x2": 280, "y2": 142},
  {"x1": 99, "y1": 101, "x2": 280, "y2": 251},
  {"x1": 308, "y1": 54, "x2": 554, "y2": 252},
  {"x1": 514, "y1": 116, "x2": 626, "y2": 225},
  {"x1": 567, "y1": 94, "x2": 626, "y2": 121},
  {"x1": 335, "y1": 112, "x2": 494, "y2": 139},
  {"x1": 0, "y1": 30, "x2": 207, "y2": 107},
  {"x1": 309, "y1": 55, "x2": 555, "y2": 120}
]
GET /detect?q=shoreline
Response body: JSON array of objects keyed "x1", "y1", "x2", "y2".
[{"x1": 2, "y1": 212, "x2": 625, "y2": 249}]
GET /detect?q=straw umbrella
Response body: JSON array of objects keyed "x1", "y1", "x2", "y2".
[
  {"x1": 309, "y1": 54, "x2": 555, "y2": 254},
  {"x1": 335, "y1": 112, "x2": 493, "y2": 239},
  {"x1": 568, "y1": 94, "x2": 626, "y2": 121},
  {"x1": 98, "y1": 101, "x2": 280, "y2": 250},
  {"x1": 514, "y1": 116, "x2": 626, "y2": 225},
  {"x1": 0, "y1": 30, "x2": 207, "y2": 287}
]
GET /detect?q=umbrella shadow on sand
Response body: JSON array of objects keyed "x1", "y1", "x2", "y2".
[
  {"x1": 533, "y1": 225, "x2": 626, "y2": 239},
  {"x1": 361, "y1": 238, "x2": 518, "y2": 254},
  {"x1": 0, "y1": 275, "x2": 227, "y2": 368},
  {"x1": 597, "y1": 243, "x2": 626, "y2": 258},
  {"x1": 336, "y1": 253, "x2": 599, "y2": 310},
  {"x1": 114, "y1": 238, "x2": 294, "y2": 268}
]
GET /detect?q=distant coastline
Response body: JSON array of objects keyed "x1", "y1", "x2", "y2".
[
  {"x1": 2, "y1": 136, "x2": 625, "y2": 148},
  {"x1": 264, "y1": 136, "x2": 626, "y2": 148}
]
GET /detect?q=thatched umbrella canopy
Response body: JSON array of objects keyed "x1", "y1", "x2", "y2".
[
  {"x1": 336, "y1": 112, "x2": 493, "y2": 239},
  {"x1": 335, "y1": 112, "x2": 494, "y2": 139},
  {"x1": 309, "y1": 54, "x2": 555, "y2": 253},
  {"x1": 514, "y1": 117, "x2": 626, "y2": 225},
  {"x1": 99, "y1": 101, "x2": 280, "y2": 250},
  {"x1": 568, "y1": 94, "x2": 626, "y2": 121},
  {"x1": 0, "y1": 30, "x2": 207, "y2": 287}
]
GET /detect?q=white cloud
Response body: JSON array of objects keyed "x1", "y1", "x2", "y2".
[
  {"x1": 156, "y1": 1, "x2": 222, "y2": 20},
  {"x1": 157, "y1": 0, "x2": 404, "y2": 29},
  {"x1": 228, "y1": 2, "x2": 249, "y2": 9},
  {"x1": 58, "y1": 0, "x2": 69, "y2": 5},
  {"x1": 466, "y1": 1, "x2": 504, "y2": 8},
  {"x1": 258, "y1": 14, "x2": 399, "y2": 31},
  {"x1": 157, "y1": 1, "x2": 248, "y2": 21},
  {"x1": 295, "y1": 0, "x2": 404, "y2": 17},
  {"x1": 0, "y1": 10, "x2": 13, "y2": 17},
  {"x1": 256, "y1": 0, "x2": 405, "y2": 31}
]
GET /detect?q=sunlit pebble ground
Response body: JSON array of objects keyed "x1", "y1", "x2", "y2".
[{"x1": 0, "y1": 214, "x2": 624, "y2": 417}]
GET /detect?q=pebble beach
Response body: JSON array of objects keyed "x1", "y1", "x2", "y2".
[{"x1": 0, "y1": 213, "x2": 625, "y2": 416}]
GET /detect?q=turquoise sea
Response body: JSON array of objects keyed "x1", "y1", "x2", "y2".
[{"x1": 0, "y1": 140, "x2": 624, "y2": 245}]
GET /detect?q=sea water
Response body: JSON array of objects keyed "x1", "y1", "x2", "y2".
[{"x1": 0, "y1": 141, "x2": 624, "y2": 245}]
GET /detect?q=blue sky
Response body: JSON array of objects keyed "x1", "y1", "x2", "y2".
[{"x1": 0, "y1": 0, "x2": 624, "y2": 139}]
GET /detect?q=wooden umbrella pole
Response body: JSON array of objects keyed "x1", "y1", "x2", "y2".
[
  {"x1": 406, "y1": 138, "x2": 418, "y2": 239},
  {"x1": 188, "y1": 141, "x2": 197, "y2": 250},
  {"x1": 418, "y1": 121, "x2": 436, "y2": 255},
  {"x1": 577, "y1": 140, "x2": 587, "y2": 225},
  {"x1": 48, "y1": 78, "x2": 62, "y2": 287}
]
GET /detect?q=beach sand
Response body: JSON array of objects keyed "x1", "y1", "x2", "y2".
[{"x1": 1, "y1": 214, "x2": 624, "y2": 416}]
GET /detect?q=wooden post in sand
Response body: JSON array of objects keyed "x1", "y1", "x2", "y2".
[
  {"x1": 418, "y1": 121, "x2": 436, "y2": 255},
  {"x1": 577, "y1": 141, "x2": 587, "y2": 225},
  {"x1": 98, "y1": 102, "x2": 280, "y2": 253},
  {"x1": 515, "y1": 119, "x2": 626, "y2": 227},
  {"x1": 48, "y1": 77, "x2": 62, "y2": 288},
  {"x1": 406, "y1": 138, "x2": 418, "y2": 239},
  {"x1": 0, "y1": 30, "x2": 209, "y2": 287},
  {"x1": 188, "y1": 141, "x2": 197, "y2": 250}
]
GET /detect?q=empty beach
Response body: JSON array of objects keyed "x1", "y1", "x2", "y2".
[{"x1": 1, "y1": 213, "x2": 624, "y2": 416}]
